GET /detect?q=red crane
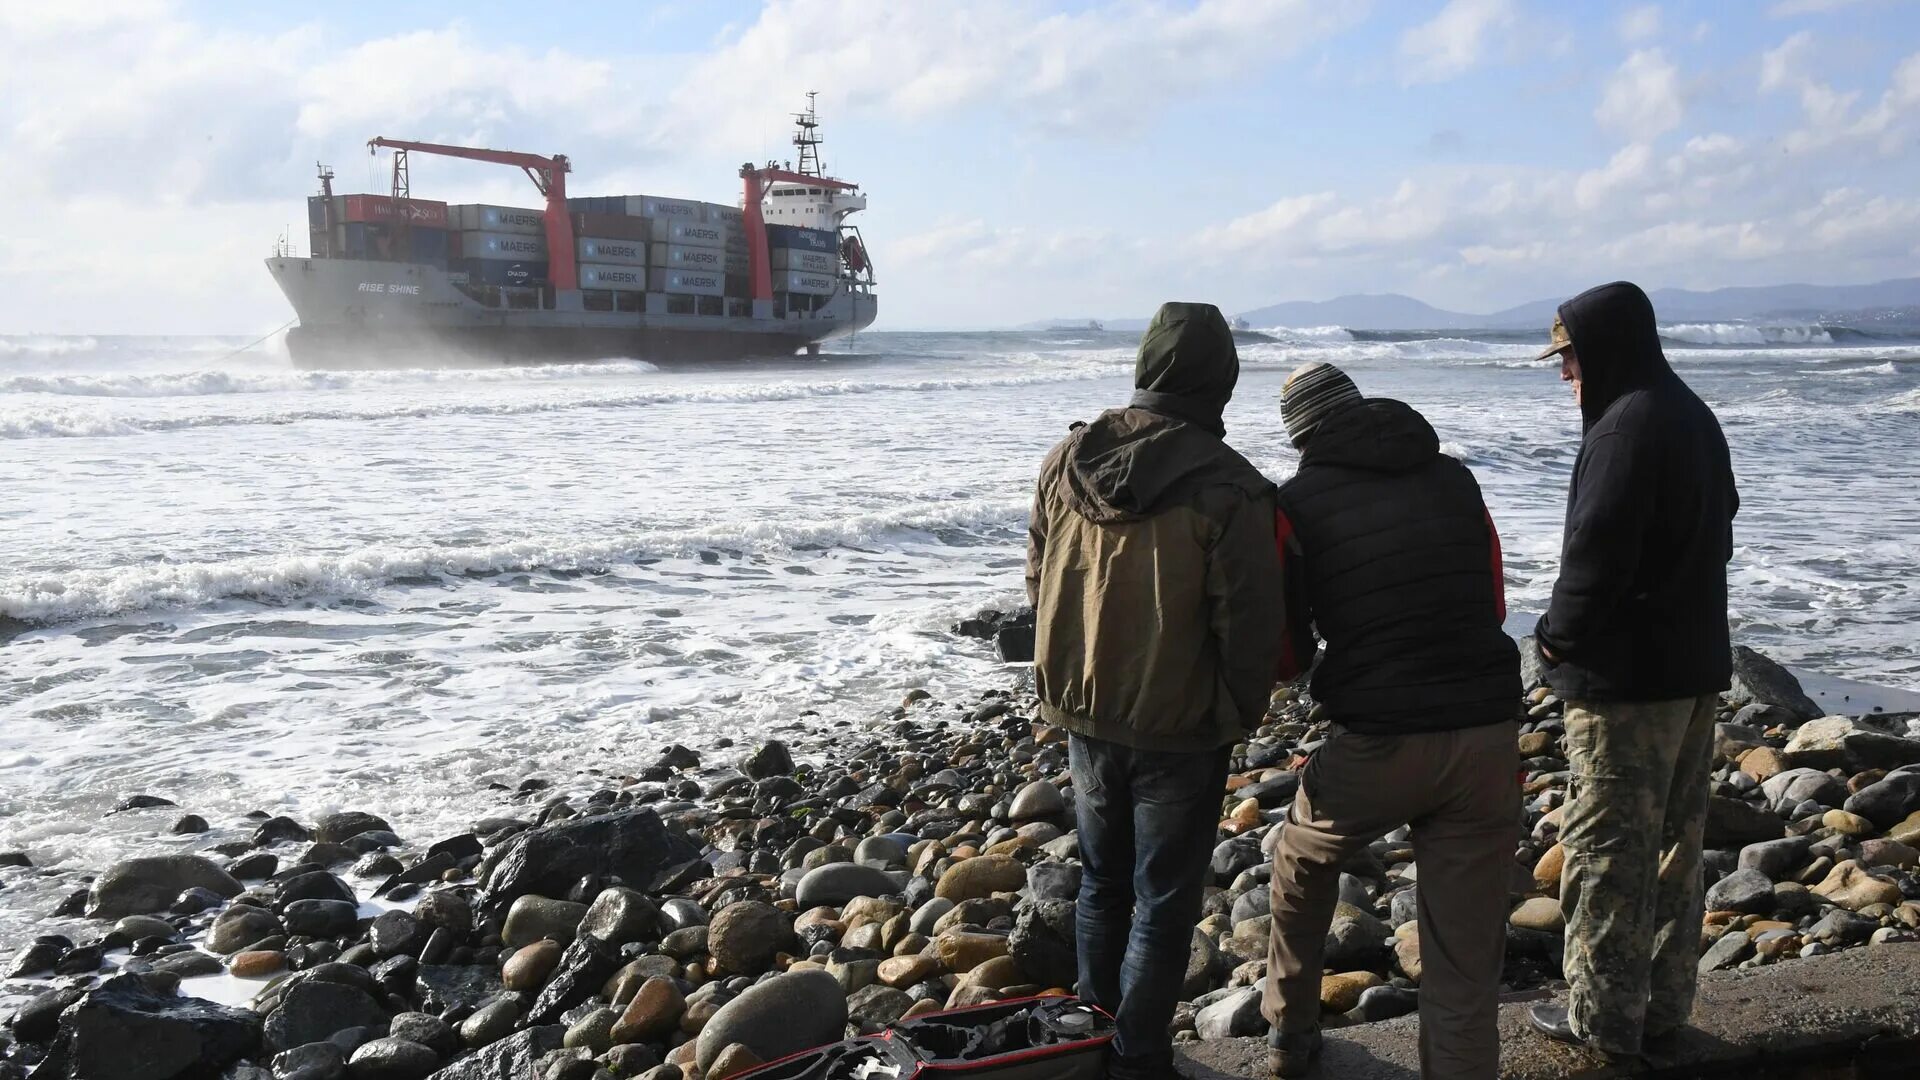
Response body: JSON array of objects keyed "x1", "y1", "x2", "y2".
[
  {"x1": 368, "y1": 137, "x2": 578, "y2": 292},
  {"x1": 739, "y1": 164, "x2": 858, "y2": 304}
]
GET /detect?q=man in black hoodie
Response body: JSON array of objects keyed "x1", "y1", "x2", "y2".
[
  {"x1": 1027, "y1": 302, "x2": 1285, "y2": 1080},
  {"x1": 1526, "y1": 281, "x2": 1739, "y2": 1058},
  {"x1": 1261, "y1": 362, "x2": 1520, "y2": 1079}
]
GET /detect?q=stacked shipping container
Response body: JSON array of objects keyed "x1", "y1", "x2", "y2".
[{"x1": 316, "y1": 192, "x2": 845, "y2": 302}]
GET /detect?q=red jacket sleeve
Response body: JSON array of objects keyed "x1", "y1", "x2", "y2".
[
  {"x1": 1486, "y1": 509, "x2": 1507, "y2": 623},
  {"x1": 1274, "y1": 509, "x2": 1315, "y2": 681}
]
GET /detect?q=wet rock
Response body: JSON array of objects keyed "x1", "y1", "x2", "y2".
[
  {"x1": 458, "y1": 997, "x2": 525, "y2": 1049},
  {"x1": 210, "y1": 906, "x2": 284, "y2": 954},
  {"x1": 316, "y1": 812, "x2": 394, "y2": 846},
  {"x1": 271, "y1": 1040, "x2": 347, "y2": 1080},
  {"x1": 32, "y1": 975, "x2": 259, "y2": 1080},
  {"x1": 263, "y1": 980, "x2": 391, "y2": 1055},
  {"x1": 85, "y1": 854, "x2": 243, "y2": 919},
  {"x1": 416, "y1": 965, "x2": 503, "y2": 1015},
  {"x1": 527, "y1": 934, "x2": 623, "y2": 1026},
  {"x1": 373, "y1": 853, "x2": 457, "y2": 899},
  {"x1": 503, "y1": 896, "x2": 588, "y2": 949},
  {"x1": 610, "y1": 977, "x2": 683, "y2": 1044},
  {"x1": 286, "y1": 899, "x2": 362, "y2": 939},
  {"x1": 278, "y1": 871, "x2": 359, "y2": 909},
  {"x1": 232, "y1": 949, "x2": 287, "y2": 977},
  {"x1": 707, "y1": 901, "x2": 788, "y2": 976},
  {"x1": 152, "y1": 950, "x2": 225, "y2": 977},
  {"x1": 7, "y1": 935, "x2": 67, "y2": 979},
  {"x1": 694, "y1": 969, "x2": 847, "y2": 1075},
  {"x1": 8, "y1": 985, "x2": 86, "y2": 1044},
  {"x1": 434, "y1": 1026, "x2": 566, "y2": 1079},
  {"x1": 370, "y1": 911, "x2": 430, "y2": 959},
  {"x1": 1706, "y1": 868, "x2": 1777, "y2": 915},
  {"x1": 1725, "y1": 646, "x2": 1820, "y2": 720},
  {"x1": 108, "y1": 794, "x2": 178, "y2": 814},
  {"x1": 390, "y1": 1013, "x2": 456, "y2": 1058},
  {"x1": 172, "y1": 814, "x2": 210, "y2": 835},
  {"x1": 503, "y1": 941, "x2": 565, "y2": 992},
  {"x1": 477, "y1": 809, "x2": 699, "y2": 916},
  {"x1": 255, "y1": 816, "x2": 315, "y2": 847},
  {"x1": 741, "y1": 742, "x2": 794, "y2": 780},
  {"x1": 347, "y1": 1037, "x2": 439, "y2": 1080},
  {"x1": 578, "y1": 887, "x2": 659, "y2": 947},
  {"x1": 794, "y1": 864, "x2": 898, "y2": 909},
  {"x1": 414, "y1": 891, "x2": 474, "y2": 939}
]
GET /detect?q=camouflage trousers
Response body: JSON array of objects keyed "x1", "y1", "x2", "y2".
[{"x1": 1559, "y1": 694, "x2": 1718, "y2": 1054}]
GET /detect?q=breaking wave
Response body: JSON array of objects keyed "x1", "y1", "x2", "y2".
[
  {"x1": 0, "y1": 336, "x2": 99, "y2": 357},
  {"x1": 0, "y1": 361, "x2": 662, "y2": 398},
  {"x1": 1658, "y1": 323, "x2": 1834, "y2": 346},
  {"x1": 0, "y1": 369, "x2": 1121, "y2": 440},
  {"x1": 0, "y1": 497, "x2": 1030, "y2": 624}
]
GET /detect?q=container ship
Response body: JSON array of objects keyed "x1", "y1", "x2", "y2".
[{"x1": 267, "y1": 99, "x2": 876, "y2": 368}]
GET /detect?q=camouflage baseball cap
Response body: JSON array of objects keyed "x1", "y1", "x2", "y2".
[{"x1": 1535, "y1": 314, "x2": 1573, "y2": 361}]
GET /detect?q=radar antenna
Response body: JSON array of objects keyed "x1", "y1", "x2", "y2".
[{"x1": 793, "y1": 91, "x2": 825, "y2": 178}]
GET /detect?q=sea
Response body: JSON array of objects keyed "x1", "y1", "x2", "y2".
[{"x1": 2, "y1": 322, "x2": 1918, "y2": 954}]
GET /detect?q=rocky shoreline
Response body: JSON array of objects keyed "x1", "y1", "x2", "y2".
[{"x1": 3, "y1": 636, "x2": 1919, "y2": 1080}]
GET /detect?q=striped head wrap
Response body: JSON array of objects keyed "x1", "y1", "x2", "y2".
[{"x1": 1280, "y1": 361, "x2": 1364, "y2": 448}]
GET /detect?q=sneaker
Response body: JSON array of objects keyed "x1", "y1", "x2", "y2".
[{"x1": 1267, "y1": 1028, "x2": 1322, "y2": 1078}]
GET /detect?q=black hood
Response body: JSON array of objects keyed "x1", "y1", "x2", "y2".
[
  {"x1": 1559, "y1": 280, "x2": 1675, "y2": 429},
  {"x1": 1129, "y1": 302, "x2": 1239, "y2": 436},
  {"x1": 1298, "y1": 398, "x2": 1440, "y2": 474}
]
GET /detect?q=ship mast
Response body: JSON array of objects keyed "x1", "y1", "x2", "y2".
[{"x1": 793, "y1": 91, "x2": 824, "y2": 178}]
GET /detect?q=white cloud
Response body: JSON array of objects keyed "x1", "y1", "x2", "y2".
[
  {"x1": 664, "y1": 0, "x2": 1368, "y2": 152},
  {"x1": 1398, "y1": 0, "x2": 1514, "y2": 84},
  {"x1": 1620, "y1": 5, "x2": 1662, "y2": 42},
  {"x1": 1595, "y1": 49, "x2": 1684, "y2": 138},
  {"x1": 1768, "y1": 0, "x2": 1869, "y2": 15}
]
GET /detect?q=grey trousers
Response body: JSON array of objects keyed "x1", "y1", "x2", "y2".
[
  {"x1": 1559, "y1": 694, "x2": 1718, "y2": 1054},
  {"x1": 1264, "y1": 720, "x2": 1519, "y2": 1080}
]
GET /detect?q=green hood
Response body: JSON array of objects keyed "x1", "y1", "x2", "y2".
[{"x1": 1131, "y1": 302, "x2": 1239, "y2": 435}]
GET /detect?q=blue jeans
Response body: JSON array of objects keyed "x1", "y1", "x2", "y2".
[{"x1": 1070, "y1": 733, "x2": 1229, "y2": 1071}]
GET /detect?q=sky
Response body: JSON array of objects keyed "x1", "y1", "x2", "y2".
[{"x1": 1, "y1": 0, "x2": 1917, "y2": 333}]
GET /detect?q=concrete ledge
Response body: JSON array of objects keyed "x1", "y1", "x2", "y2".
[{"x1": 1174, "y1": 942, "x2": 1920, "y2": 1079}]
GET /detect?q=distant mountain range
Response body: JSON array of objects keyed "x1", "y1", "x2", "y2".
[{"x1": 1030, "y1": 277, "x2": 1920, "y2": 332}]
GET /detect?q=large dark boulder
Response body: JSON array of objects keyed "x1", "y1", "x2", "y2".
[
  {"x1": 415, "y1": 966, "x2": 502, "y2": 1015},
  {"x1": 1008, "y1": 898, "x2": 1077, "y2": 988},
  {"x1": 694, "y1": 969, "x2": 847, "y2": 1074},
  {"x1": 85, "y1": 855, "x2": 242, "y2": 919},
  {"x1": 475, "y1": 810, "x2": 699, "y2": 916},
  {"x1": 1703, "y1": 795, "x2": 1784, "y2": 848},
  {"x1": 31, "y1": 974, "x2": 259, "y2": 1080},
  {"x1": 423, "y1": 1026, "x2": 564, "y2": 1080},
  {"x1": 262, "y1": 979, "x2": 391, "y2": 1054},
  {"x1": 1725, "y1": 646, "x2": 1820, "y2": 720}
]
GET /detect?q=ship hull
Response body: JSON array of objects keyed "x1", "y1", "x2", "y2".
[{"x1": 267, "y1": 256, "x2": 876, "y2": 369}]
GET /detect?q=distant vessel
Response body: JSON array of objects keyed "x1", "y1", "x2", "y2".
[
  {"x1": 268, "y1": 96, "x2": 876, "y2": 368},
  {"x1": 1046, "y1": 320, "x2": 1103, "y2": 332},
  {"x1": 1231, "y1": 317, "x2": 1251, "y2": 331}
]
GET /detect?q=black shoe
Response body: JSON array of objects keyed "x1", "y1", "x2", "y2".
[
  {"x1": 1527, "y1": 1004, "x2": 1580, "y2": 1046},
  {"x1": 1267, "y1": 1028, "x2": 1322, "y2": 1078}
]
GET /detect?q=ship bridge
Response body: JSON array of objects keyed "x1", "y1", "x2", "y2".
[{"x1": 760, "y1": 180, "x2": 866, "y2": 231}]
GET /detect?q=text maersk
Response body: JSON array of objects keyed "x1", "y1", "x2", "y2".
[{"x1": 357, "y1": 283, "x2": 422, "y2": 295}]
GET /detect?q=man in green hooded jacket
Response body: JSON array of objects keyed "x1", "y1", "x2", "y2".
[{"x1": 1027, "y1": 301, "x2": 1287, "y2": 1079}]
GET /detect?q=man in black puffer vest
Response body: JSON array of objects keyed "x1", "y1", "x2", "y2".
[{"x1": 1262, "y1": 362, "x2": 1519, "y2": 1080}]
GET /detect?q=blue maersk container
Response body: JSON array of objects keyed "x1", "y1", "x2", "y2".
[{"x1": 766, "y1": 224, "x2": 836, "y2": 253}]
